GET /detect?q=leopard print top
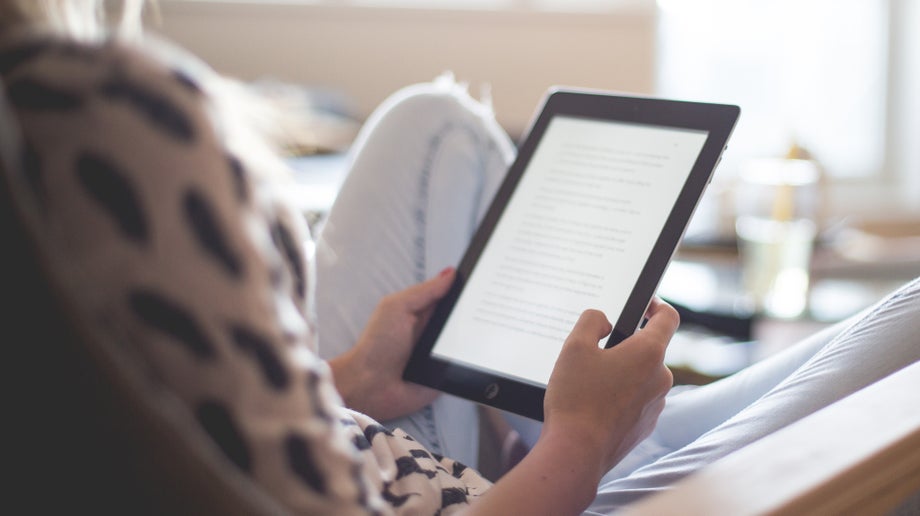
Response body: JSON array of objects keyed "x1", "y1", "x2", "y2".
[{"x1": 0, "y1": 30, "x2": 490, "y2": 515}]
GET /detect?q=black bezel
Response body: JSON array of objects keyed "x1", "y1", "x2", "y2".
[{"x1": 404, "y1": 88, "x2": 739, "y2": 421}]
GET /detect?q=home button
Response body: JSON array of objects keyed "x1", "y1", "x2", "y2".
[{"x1": 484, "y1": 383, "x2": 500, "y2": 400}]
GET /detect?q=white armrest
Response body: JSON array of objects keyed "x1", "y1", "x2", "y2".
[{"x1": 621, "y1": 360, "x2": 920, "y2": 515}]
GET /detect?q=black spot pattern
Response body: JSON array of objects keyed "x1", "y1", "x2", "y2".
[
  {"x1": 184, "y1": 189, "x2": 243, "y2": 277},
  {"x1": 2, "y1": 37, "x2": 504, "y2": 510},
  {"x1": 229, "y1": 324, "x2": 289, "y2": 390},
  {"x1": 0, "y1": 41, "x2": 52, "y2": 74},
  {"x1": 75, "y1": 152, "x2": 149, "y2": 243},
  {"x1": 172, "y1": 70, "x2": 202, "y2": 95},
  {"x1": 339, "y1": 418, "x2": 359, "y2": 427},
  {"x1": 226, "y1": 154, "x2": 248, "y2": 201},
  {"x1": 382, "y1": 481, "x2": 417, "y2": 508},
  {"x1": 270, "y1": 220, "x2": 306, "y2": 300},
  {"x1": 363, "y1": 424, "x2": 394, "y2": 443},
  {"x1": 352, "y1": 434, "x2": 371, "y2": 451},
  {"x1": 409, "y1": 449, "x2": 433, "y2": 460},
  {"x1": 129, "y1": 288, "x2": 216, "y2": 359},
  {"x1": 284, "y1": 433, "x2": 327, "y2": 494},
  {"x1": 100, "y1": 74, "x2": 195, "y2": 142},
  {"x1": 7, "y1": 77, "x2": 83, "y2": 111},
  {"x1": 196, "y1": 401, "x2": 251, "y2": 473},
  {"x1": 441, "y1": 487, "x2": 470, "y2": 508},
  {"x1": 394, "y1": 457, "x2": 437, "y2": 480},
  {"x1": 451, "y1": 461, "x2": 468, "y2": 479}
]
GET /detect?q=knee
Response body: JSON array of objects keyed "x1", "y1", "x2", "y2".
[
  {"x1": 378, "y1": 74, "x2": 490, "y2": 127},
  {"x1": 360, "y1": 73, "x2": 514, "y2": 159}
]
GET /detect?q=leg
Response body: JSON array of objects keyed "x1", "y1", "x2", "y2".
[
  {"x1": 588, "y1": 277, "x2": 920, "y2": 513},
  {"x1": 503, "y1": 294, "x2": 851, "y2": 453},
  {"x1": 602, "y1": 316, "x2": 845, "y2": 480},
  {"x1": 314, "y1": 74, "x2": 514, "y2": 467}
]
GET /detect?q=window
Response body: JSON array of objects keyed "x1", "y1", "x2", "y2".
[
  {"x1": 308, "y1": 0, "x2": 645, "y2": 11},
  {"x1": 166, "y1": 0, "x2": 918, "y2": 210},
  {"x1": 656, "y1": 0, "x2": 888, "y2": 180}
]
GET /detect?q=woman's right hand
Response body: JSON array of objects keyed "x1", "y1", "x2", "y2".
[
  {"x1": 542, "y1": 299, "x2": 679, "y2": 481},
  {"x1": 463, "y1": 300, "x2": 679, "y2": 516}
]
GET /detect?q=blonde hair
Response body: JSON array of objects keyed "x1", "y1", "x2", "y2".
[{"x1": 0, "y1": 0, "x2": 148, "y2": 40}]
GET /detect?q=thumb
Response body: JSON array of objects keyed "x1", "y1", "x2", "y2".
[
  {"x1": 402, "y1": 267, "x2": 456, "y2": 312},
  {"x1": 564, "y1": 309, "x2": 613, "y2": 349}
]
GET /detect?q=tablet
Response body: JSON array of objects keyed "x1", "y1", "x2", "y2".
[{"x1": 404, "y1": 89, "x2": 739, "y2": 421}]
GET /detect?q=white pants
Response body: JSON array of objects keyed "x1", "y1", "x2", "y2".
[
  {"x1": 314, "y1": 74, "x2": 514, "y2": 467},
  {"x1": 314, "y1": 77, "x2": 920, "y2": 512}
]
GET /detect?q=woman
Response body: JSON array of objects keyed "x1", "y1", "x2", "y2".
[{"x1": 2, "y1": 1, "x2": 917, "y2": 514}]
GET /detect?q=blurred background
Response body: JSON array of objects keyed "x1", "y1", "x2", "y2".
[{"x1": 156, "y1": 0, "x2": 920, "y2": 379}]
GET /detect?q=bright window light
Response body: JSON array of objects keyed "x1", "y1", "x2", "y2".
[{"x1": 656, "y1": 0, "x2": 887, "y2": 179}]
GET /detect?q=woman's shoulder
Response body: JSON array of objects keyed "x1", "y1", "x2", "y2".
[{"x1": 1, "y1": 29, "x2": 211, "y2": 146}]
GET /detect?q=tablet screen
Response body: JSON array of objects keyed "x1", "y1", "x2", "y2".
[{"x1": 430, "y1": 115, "x2": 709, "y2": 387}]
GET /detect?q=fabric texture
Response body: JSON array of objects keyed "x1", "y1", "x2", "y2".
[{"x1": 0, "y1": 30, "x2": 490, "y2": 515}]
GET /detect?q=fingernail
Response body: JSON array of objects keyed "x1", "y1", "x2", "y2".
[{"x1": 439, "y1": 267, "x2": 454, "y2": 277}]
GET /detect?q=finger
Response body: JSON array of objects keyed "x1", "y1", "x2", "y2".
[
  {"x1": 634, "y1": 300, "x2": 680, "y2": 350},
  {"x1": 645, "y1": 299, "x2": 680, "y2": 333},
  {"x1": 564, "y1": 309, "x2": 612, "y2": 348},
  {"x1": 645, "y1": 297, "x2": 664, "y2": 318},
  {"x1": 400, "y1": 267, "x2": 456, "y2": 312}
]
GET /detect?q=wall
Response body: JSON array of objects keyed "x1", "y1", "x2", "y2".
[
  {"x1": 892, "y1": 0, "x2": 920, "y2": 207},
  {"x1": 156, "y1": 1, "x2": 656, "y2": 136}
]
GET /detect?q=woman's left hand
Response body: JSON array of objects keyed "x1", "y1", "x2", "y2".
[{"x1": 329, "y1": 268, "x2": 455, "y2": 421}]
